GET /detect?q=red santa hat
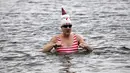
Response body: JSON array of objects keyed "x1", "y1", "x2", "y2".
[{"x1": 61, "y1": 8, "x2": 72, "y2": 26}]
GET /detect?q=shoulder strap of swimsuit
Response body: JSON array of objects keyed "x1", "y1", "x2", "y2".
[{"x1": 56, "y1": 35, "x2": 61, "y2": 41}]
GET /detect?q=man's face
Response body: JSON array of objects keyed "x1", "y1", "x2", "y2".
[{"x1": 61, "y1": 24, "x2": 72, "y2": 35}]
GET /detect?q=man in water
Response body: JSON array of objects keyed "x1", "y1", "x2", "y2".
[{"x1": 42, "y1": 8, "x2": 92, "y2": 54}]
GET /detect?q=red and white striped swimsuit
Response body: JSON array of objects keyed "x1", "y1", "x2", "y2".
[{"x1": 56, "y1": 34, "x2": 79, "y2": 54}]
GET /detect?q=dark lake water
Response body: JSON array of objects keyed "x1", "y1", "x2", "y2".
[{"x1": 0, "y1": 0, "x2": 130, "y2": 73}]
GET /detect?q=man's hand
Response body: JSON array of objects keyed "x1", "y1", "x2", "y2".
[
  {"x1": 79, "y1": 43, "x2": 87, "y2": 48},
  {"x1": 79, "y1": 43, "x2": 93, "y2": 52},
  {"x1": 53, "y1": 42, "x2": 62, "y2": 48}
]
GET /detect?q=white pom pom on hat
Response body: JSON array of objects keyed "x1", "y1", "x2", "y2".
[{"x1": 61, "y1": 8, "x2": 72, "y2": 26}]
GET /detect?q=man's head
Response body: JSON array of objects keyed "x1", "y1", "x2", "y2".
[{"x1": 60, "y1": 8, "x2": 72, "y2": 35}]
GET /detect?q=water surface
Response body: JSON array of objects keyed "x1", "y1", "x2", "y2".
[{"x1": 0, "y1": 0, "x2": 130, "y2": 73}]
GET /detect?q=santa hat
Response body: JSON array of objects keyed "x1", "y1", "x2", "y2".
[{"x1": 61, "y1": 8, "x2": 72, "y2": 26}]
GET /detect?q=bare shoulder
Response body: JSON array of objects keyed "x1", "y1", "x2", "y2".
[
  {"x1": 74, "y1": 34, "x2": 85, "y2": 41},
  {"x1": 49, "y1": 34, "x2": 60, "y2": 43}
]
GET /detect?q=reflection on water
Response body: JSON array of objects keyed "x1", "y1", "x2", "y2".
[
  {"x1": 0, "y1": 0, "x2": 130, "y2": 73},
  {"x1": 59, "y1": 55, "x2": 73, "y2": 73}
]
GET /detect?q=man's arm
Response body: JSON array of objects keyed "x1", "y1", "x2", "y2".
[
  {"x1": 42, "y1": 36, "x2": 57, "y2": 52},
  {"x1": 76, "y1": 34, "x2": 93, "y2": 52}
]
